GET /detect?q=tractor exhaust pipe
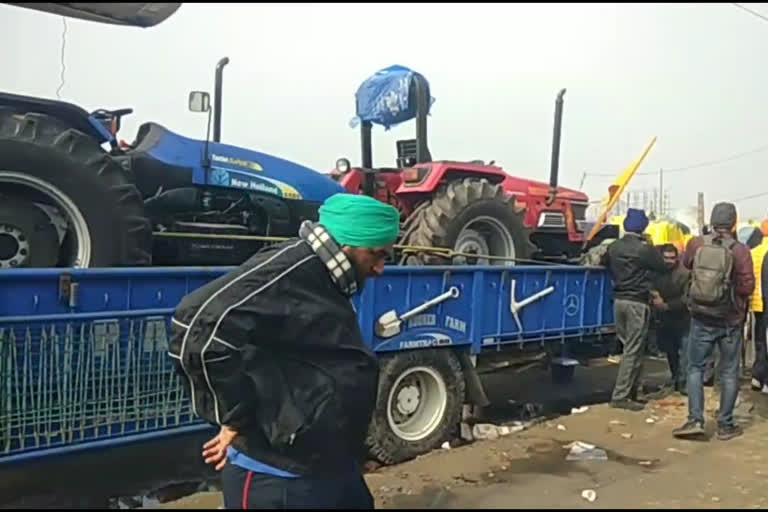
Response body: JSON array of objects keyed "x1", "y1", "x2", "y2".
[
  {"x1": 546, "y1": 88, "x2": 566, "y2": 206},
  {"x1": 413, "y1": 73, "x2": 432, "y2": 163},
  {"x1": 360, "y1": 120, "x2": 375, "y2": 197},
  {"x1": 213, "y1": 57, "x2": 230, "y2": 143}
]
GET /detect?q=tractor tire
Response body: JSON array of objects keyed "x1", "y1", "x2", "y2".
[
  {"x1": 0, "y1": 111, "x2": 152, "y2": 268},
  {"x1": 403, "y1": 178, "x2": 534, "y2": 265},
  {"x1": 366, "y1": 349, "x2": 465, "y2": 465}
]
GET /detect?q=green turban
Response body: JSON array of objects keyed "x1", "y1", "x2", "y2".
[{"x1": 319, "y1": 193, "x2": 400, "y2": 248}]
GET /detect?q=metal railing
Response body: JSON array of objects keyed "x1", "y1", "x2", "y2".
[{"x1": 0, "y1": 312, "x2": 204, "y2": 461}]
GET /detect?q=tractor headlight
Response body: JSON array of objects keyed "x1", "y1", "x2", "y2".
[{"x1": 335, "y1": 158, "x2": 351, "y2": 174}]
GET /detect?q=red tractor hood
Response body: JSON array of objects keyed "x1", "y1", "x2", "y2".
[
  {"x1": 501, "y1": 174, "x2": 588, "y2": 202},
  {"x1": 4, "y1": 3, "x2": 181, "y2": 27}
]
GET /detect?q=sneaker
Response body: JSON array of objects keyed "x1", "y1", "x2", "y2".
[
  {"x1": 716, "y1": 424, "x2": 743, "y2": 441},
  {"x1": 762, "y1": 384, "x2": 768, "y2": 395},
  {"x1": 610, "y1": 399, "x2": 645, "y2": 412},
  {"x1": 751, "y1": 378, "x2": 761, "y2": 390},
  {"x1": 672, "y1": 420, "x2": 706, "y2": 438}
]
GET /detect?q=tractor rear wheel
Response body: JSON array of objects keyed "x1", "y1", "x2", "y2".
[
  {"x1": 403, "y1": 178, "x2": 534, "y2": 265},
  {"x1": 0, "y1": 111, "x2": 152, "y2": 268}
]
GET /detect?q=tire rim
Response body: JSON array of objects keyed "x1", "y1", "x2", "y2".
[
  {"x1": 0, "y1": 171, "x2": 92, "y2": 268},
  {"x1": 0, "y1": 224, "x2": 29, "y2": 268},
  {"x1": 386, "y1": 366, "x2": 448, "y2": 442},
  {"x1": 453, "y1": 215, "x2": 516, "y2": 266}
]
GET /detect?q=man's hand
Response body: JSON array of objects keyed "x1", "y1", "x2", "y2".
[
  {"x1": 202, "y1": 425, "x2": 238, "y2": 471},
  {"x1": 650, "y1": 291, "x2": 668, "y2": 310}
]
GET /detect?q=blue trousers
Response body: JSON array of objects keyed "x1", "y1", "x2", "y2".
[{"x1": 686, "y1": 318, "x2": 742, "y2": 427}]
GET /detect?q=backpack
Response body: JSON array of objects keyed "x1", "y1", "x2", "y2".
[{"x1": 688, "y1": 234, "x2": 736, "y2": 316}]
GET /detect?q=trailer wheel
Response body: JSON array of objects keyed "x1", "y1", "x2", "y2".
[
  {"x1": 403, "y1": 178, "x2": 535, "y2": 265},
  {"x1": 551, "y1": 363, "x2": 576, "y2": 384},
  {"x1": 366, "y1": 349, "x2": 465, "y2": 465},
  {"x1": 0, "y1": 111, "x2": 152, "y2": 267}
]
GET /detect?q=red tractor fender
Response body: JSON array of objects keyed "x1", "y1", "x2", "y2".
[{"x1": 394, "y1": 161, "x2": 509, "y2": 195}]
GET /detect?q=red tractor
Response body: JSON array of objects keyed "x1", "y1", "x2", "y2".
[{"x1": 329, "y1": 68, "x2": 614, "y2": 264}]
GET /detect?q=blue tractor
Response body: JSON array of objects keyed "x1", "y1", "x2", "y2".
[{"x1": 0, "y1": 57, "x2": 345, "y2": 268}]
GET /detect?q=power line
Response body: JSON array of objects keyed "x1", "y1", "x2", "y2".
[
  {"x1": 730, "y1": 190, "x2": 768, "y2": 203},
  {"x1": 732, "y1": 3, "x2": 768, "y2": 24},
  {"x1": 584, "y1": 142, "x2": 768, "y2": 179},
  {"x1": 663, "y1": 143, "x2": 768, "y2": 173}
]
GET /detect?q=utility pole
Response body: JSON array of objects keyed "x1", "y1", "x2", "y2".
[
  {"x1": 658, "y1": 168, "x2": 664, "y2": 216},
  {"x1": 697, "y1": 192, "x2": 705, "y2": 235}
]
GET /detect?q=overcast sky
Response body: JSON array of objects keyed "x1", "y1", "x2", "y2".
[{"x1": 2, "y1": 2, "x2": 768, "y2": 219}]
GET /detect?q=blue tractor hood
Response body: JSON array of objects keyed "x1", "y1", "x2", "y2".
[{"x1": 137, "y1": 122, "x2": 345, "y2": 203}]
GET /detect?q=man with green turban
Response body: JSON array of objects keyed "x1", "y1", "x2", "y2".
[
  {"x1": 314, "y1": 193, "x2": 401, "y2": 289},
  {"x1": 174, "y1": 193, "x2": 400, "y2": 509}
]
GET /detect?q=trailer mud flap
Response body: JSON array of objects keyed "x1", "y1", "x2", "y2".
[{"x1": 457, "y1": 350, "x2": 490, "y2": 408}]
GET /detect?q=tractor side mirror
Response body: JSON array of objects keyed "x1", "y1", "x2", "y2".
[{"x1": 188, "y1": 91, "x2": 211, "y2": 113}]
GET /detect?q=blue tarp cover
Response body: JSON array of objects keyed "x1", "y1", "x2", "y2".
[{"x1": 350, "y1": 64, "x2": 435, "y2": 130}]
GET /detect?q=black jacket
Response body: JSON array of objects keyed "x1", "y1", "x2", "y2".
[
  {"x1": 169, "y1": 239, "x2": 379, "y2": 476},
  {"x1": 652, "y1": 264, "x2": 690, "y2": 332},
  {"x1": 603, "y1": 233, "x2": 668, "y2": 303}
]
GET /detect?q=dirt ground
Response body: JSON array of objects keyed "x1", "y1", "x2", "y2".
[{"x1": 157, "y1": 367, "x2": 768, "y2": 510}]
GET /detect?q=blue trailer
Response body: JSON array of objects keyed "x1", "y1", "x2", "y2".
[{"x1": 0, "y1": 263, "x2": 615, "y2": 502}]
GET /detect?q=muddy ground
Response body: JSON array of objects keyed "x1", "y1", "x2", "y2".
[{"x1": 154, "y1": 356, "x2": 768, "y2": 509}]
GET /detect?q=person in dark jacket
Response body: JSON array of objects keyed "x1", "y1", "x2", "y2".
[
  {"x1": 603, "y1": 208, "x2": 668, "y2": 411},
  {"x1": 650, "y1": 243, "x2": 690, "y2": 394},
  {"x1": 673, "y1": 202, "x2": 754, "y2": 441},
  {"x1": 174, "y1": 193, "x2": 401, "y2": 509}
]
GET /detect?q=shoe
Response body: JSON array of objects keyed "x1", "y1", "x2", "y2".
[
  {"x1": 762, "y1": 384, "x2": 768, "y2": 395},
  {"x1": 751, "y1": 378, "x2": 761, "y2": 390},
  {"x1": 672, "y1": 420, "x2": 705, "y2": 438},
  {"x1": 610, "y1": 399, "x2": 645, "y2": 411},
  {"x1": 716, "y1": 424, "x2": 743, "y2": 441}
]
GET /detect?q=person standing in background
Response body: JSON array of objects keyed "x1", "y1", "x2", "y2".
[
  {"x1": 650, "y1": 243, "x2": 690, "y2": 394},
  {"x1": 602, "y1": 208, "x2": 668, "y2": 411},
  {"x1": 673, "y1": 202, "x2": 754, "y2": 441},
  {"x1": 750, "y1": 221, "x2": 768, "y2": 393}
]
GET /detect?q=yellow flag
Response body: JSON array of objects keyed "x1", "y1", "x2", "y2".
[{"x1": 585, "y1": 136, "x2": 658, "y2": 244}]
